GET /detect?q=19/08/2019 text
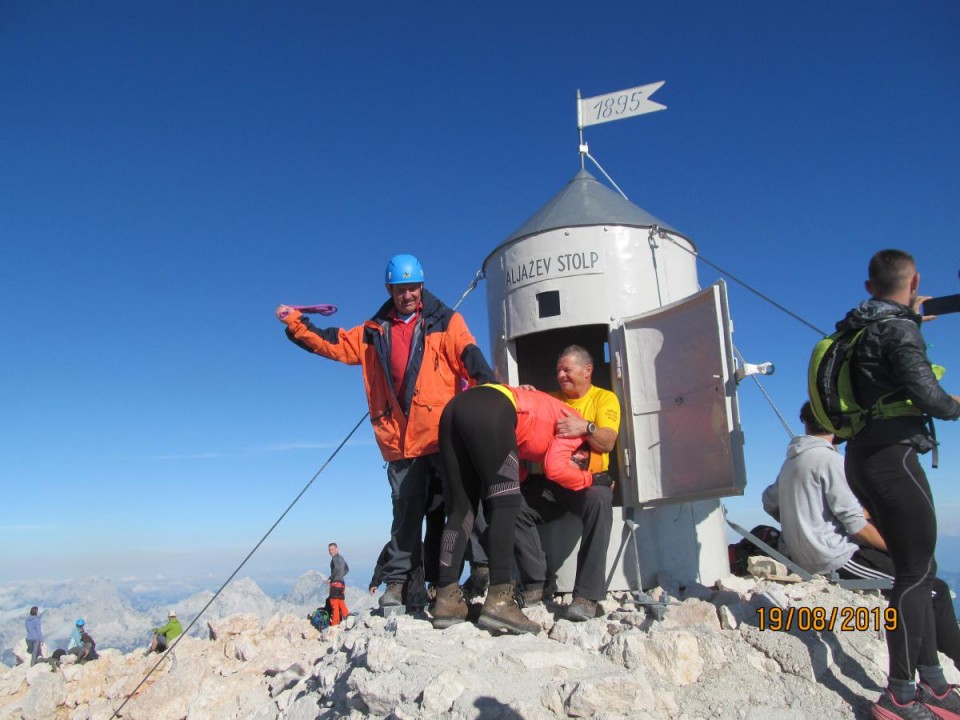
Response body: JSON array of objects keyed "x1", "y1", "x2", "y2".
[{"x1": 757, "y1": 606, "x2": 898, "y2": 632}]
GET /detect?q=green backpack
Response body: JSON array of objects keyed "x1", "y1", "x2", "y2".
[{"x1": 807, "y1": 322, "x2": 943, "y2": 439}]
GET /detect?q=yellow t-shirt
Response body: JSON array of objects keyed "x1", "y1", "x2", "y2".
[{"x1": 554, "y1": 385, "x2": 621, "y2": 471}]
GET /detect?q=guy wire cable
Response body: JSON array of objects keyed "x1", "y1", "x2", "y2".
[
  {"x1": 585, "y1": 150, "x2": 827, "y2": 337},
  {"x1": 111, "y1": 272, "x2": 487, "y2": 718},
  {"x1": 111, "y1": 411, "x2": 370, "y2": 719},
  {"x1": 655, "y1": 229, "x2": 828, "y2": 337}
]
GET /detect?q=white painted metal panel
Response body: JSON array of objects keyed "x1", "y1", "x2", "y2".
[{"x1": 614, "y1": 281, "x2": 745, "y2": 505}]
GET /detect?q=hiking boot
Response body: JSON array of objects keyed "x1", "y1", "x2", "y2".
[
  {"x1": 565, "y1": 596, "x2": 599, "y2": 622},
  {"x1": 461, "y1": 564, "x2": 490, "y2": 600},
  {"x1": 873, "y1": 688, "x2": 937, "y2": 720},
  {"x1": 919, "y1": 683, "x2": 960, "y2": 720},
  {"x1": 518, "y1": 584, "x2": 544, "y2": 608},
  {"x1": 478, "y1": 583, "x2": 540, "y2": 635},
  {"x1": 379, "y1": 582, "x2": 404, "y2": 608},
  {"x1": 431, "y1": 582, "x2": 468, "y2": 629}
]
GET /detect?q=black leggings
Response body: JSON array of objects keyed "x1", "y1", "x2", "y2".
[
  {"x1": 437, "y1": 387, "x2": 521, "y2": 587},
  {"x1": 839, "y1": 546, "x2": 960, "y2": 667},
  {"x1": 845, "y1": 442, "x2": 939, "y2": 682}
]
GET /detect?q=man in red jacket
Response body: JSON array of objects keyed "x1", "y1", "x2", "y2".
[{"x1": 277, "y1": 254, "x2": 495, "y2": 609}]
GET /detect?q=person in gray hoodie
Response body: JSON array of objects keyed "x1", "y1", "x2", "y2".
[
  {"x1": 762, "y1": 402, "x2": 888, "y2": 577},
  {"x1": 764, "y1": 400, "x2": 960, "y2": 717}
]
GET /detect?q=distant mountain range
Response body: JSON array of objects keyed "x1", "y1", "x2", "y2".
[{"x1": 0, "y1": 572, "x2": 375, "y2": 666}]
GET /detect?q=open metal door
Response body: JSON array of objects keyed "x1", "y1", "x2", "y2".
[{"x1": 612, "y1": 281, "x2": 745, "y2": 506}]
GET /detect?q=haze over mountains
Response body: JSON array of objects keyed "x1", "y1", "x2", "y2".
[
  {"x1": 0, "y1": 571, "x2": 375, "y2": 666},
  {"x1": 5, "y1": 571, "x2": 960, "y2": 720}
]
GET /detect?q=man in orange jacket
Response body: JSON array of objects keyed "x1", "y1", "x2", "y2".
[{"x1": 276, "y1": 254, "x2": 495, "y2": 609}]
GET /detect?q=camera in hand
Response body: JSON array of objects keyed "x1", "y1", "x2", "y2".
[{"x1": 923, "y1": 294, "x2": 960, "y2": 316}]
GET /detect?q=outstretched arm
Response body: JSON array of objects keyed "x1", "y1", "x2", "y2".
[{"x1": 276, "y1": 306, "x2": 365, "y2": 365}]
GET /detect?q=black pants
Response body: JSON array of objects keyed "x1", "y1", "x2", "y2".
[
  {"x1": 436, "y1": 387, "x2": 521, "y2": 587},
  {"x1": 838, "y1": 545, "x2": 960, "y2": 666},
  {"x1": 845, "y1": 442, "x2": 939, "y2": 682},
  {"x1": 423, "y1": 473, "x2": 489, "y2": 584},
  {"x1": 381, "y1": 454, "x2": 444, "y2": 586},
  {"x1": 514, "y1": 474, "x2": 613, "y2": 601}
]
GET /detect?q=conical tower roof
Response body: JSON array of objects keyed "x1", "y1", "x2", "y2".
[{"x1": 486, "y1": 169, "x2": 692, "y2": 269}]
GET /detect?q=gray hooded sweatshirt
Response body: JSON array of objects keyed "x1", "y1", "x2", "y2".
[{"x1": 762, "y1": 435, "x2": 867, "y2": 575}]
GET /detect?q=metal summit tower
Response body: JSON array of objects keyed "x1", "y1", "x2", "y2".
[{"x1": 482, "y1": 167, "x2": 746, "y2": 590}]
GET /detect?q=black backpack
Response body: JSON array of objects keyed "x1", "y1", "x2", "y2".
[{"x1": 727, "y1": 525, "x2": 781, "y2": 576}]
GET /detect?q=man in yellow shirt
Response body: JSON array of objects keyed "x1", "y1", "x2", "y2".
[{"x1": 514, "y1": 345, "x2": 621, "y2": 621}]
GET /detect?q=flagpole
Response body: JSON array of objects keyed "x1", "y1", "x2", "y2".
[{"x1": 576, "y1": 89, "x2": 586, "y2": 170}]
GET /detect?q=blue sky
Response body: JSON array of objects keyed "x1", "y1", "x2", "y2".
[{"x1": 2, "y1": 1, "x2": 959, "y2": 586}]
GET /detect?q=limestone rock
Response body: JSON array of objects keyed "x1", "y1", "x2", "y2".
[
  {"x1": 719, "y1": 604, "x2": 739, "y2": 630},
  {"x1": 660, "y1": 598, "x2": 721, "y2": 630},
  {"x1": 21, "y1": 670, "x2": 64, "y2": 720},
  {"x1": 420, "y1": 668, "x2": 465, "y2": 715},
  {"x1": 606, "y1": 629, "x2": 703, "y2": 685},
  {"x1": 348, "y1": 667, "x2": 405, "y2": 716},
  {"x1": 547, "y1": 619, "x2": 608, "y2": 652},
  {"x1": 207, "y1": 613, "x2": 260, "y2": 640},
  {"x1": 565, "y1": 673, "x2": 656, "y2": 717},
  {"x1": 364, "y1": 637, "x2": 407, "y2": 673},
  {"x1": 717, "y1": 574, "x2": 756, "y2": 596},
  {"x1": 748, "y1": 556, "x2": 790, "y2": 579}
]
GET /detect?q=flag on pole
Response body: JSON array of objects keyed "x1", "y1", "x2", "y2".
[{"x1": 578, "y1": 81, "x2": 666, "y2": 128}]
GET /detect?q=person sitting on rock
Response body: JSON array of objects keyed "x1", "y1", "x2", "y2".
[
  {"x1": 763, "y1": 402, "x2": 960, "y2": 670},
  {"x1": 67, "y1": 618, "x2": 85, "y2": 653},
  {"x1": 149, "y1": 610, "x2": 183, "y2": 653},
  {"x1": 67, "y1": 619, "x2": 98, "y2": 663}
]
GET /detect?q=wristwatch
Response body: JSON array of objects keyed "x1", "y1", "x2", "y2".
[
  {"x1": 586, "y1": 422, "x2": 596, "y2": 436},
  {"x1": 591, "y1": 472, "x2": 613, "y2": 487}
]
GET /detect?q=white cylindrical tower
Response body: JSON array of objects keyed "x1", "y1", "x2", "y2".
[{"x1": 484, "y1": 169, "x2": 745, "y2": 590}]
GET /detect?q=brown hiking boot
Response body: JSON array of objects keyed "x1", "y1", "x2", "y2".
[
  {"x1": 379, "y1": 582, "x2": 404, "y2": 608},
  {"x1": 431, "y1": 583, "x2": 468, "y2": 629},
  {"x1": 565, "y1": 596, "x2": 598, "y2": 622},
  {"x1": 478, "y1": 584, "x2": 540, "y2": 635}
]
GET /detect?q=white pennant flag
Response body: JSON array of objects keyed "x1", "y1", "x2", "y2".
[{"x1": 578, "y1": 81, "x2": 667, "y2": 128}]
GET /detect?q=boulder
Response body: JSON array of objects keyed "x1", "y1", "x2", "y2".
[{"x1": 606, "y1": 629, "x2": 703, "y2": 685}]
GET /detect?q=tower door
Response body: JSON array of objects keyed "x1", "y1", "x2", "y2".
[{"x1": 612, "y1": 280, "x2": 745, "y2": 506}]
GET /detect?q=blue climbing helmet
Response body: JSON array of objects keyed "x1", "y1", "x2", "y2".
[
  {"x1": 76, "y1": 618, "x2": 85, "y2": 627},
  {"x1": 384, "y1": 254, "x2": 424, "y2": 285}
]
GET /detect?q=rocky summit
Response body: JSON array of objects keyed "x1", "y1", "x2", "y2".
[{"x1": 2, "y1": 573, "x2": 957, "y2": 720}]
